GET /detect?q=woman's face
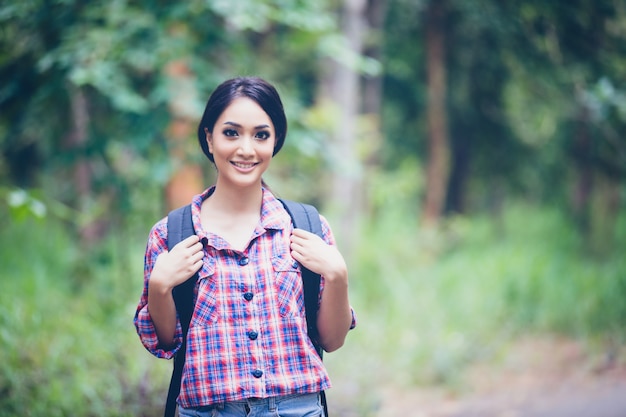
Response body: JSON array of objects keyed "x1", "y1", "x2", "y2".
[{"x1": 206, "y1": 97, "x2": 276, "y2": 189}]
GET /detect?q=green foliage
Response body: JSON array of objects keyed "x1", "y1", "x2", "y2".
[
  {"x1": 381, "y1": 0, "x2": 626, "y2": 214},
  {"x1": 0, "y1": 0, "x2": 340, "y2": 224},
  {"x1": 0, "y1": 207, "x2": 169, "y2": 417}
]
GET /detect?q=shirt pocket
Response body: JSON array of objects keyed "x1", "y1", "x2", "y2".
[
  {"x1": 190, "y1": 256, "x2": 219, "y2": 328},
  {"x1": 271, "y1": 254, "x2": 303, "y2": 317}
]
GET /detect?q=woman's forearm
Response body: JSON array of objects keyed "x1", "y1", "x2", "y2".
[
  {"x1": 315, "y1": 271, "x2": 353, "y2": 352},
  {"x1": 147, "y1": 279, "x2": 178, "y2": 348}
]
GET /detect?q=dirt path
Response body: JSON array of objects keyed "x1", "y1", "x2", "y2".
[{"x1": 375, "y1": 336, "x2": 626, "y2": 417}]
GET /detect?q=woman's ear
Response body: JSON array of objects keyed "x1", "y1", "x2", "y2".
[{"x1": 204, "y1": 127, "x2": 213, "y2": 154}]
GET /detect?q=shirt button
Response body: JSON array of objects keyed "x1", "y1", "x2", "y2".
[
  {"x1": 251, "y1": 369, "x2": 263, "y2": 378},
  {"x1": 238, "y1": 257, "x2": 249, "y2": 266},
  {"x1": 292, "y1": 261, "x2": 299, "y2": 269},
  {"x1": 200, "y1": 237, "x2": 208, "y2": 247},
  {"x1": 247, "y1": 330, "x2": 258, "y2": 340},
  {"x1": 243, "y1": 292, "x2": 254, "y2": 301}
]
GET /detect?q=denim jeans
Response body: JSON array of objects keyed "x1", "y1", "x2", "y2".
[{"x1": 178, "y1": 393, "x2": 324, "y2": 417}]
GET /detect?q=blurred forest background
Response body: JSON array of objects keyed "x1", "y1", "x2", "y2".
[{"x1": 1, "y1": 0, "x2": 626, "y2": 416}]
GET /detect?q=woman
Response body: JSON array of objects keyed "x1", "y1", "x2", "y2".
[{"x1": 135, "y1": 76, "x2": 356, "y2": 417}]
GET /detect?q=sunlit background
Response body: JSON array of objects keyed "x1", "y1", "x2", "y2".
[{"x1": 1, "y1": 1, "x2": 625, "y2": 416}]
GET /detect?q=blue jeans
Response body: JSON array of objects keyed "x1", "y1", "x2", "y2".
[{"x1": 178, "y1": 393, "x2": 324, "y2": 417}]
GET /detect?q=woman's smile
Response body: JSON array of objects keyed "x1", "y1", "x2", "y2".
[{"x1": 231, "y1": 161, "x2": 258, "y2": 170}]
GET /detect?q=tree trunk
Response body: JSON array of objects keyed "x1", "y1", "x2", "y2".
[
  {"x1": 361, "y1": 0, "x2": 387, "y2": 216},
  {"x1": 164, "y1": 60, "x2": 204, "y2": 211},
  {"x1": 362, "y1": 0, "x2": 386, "y2": 117},
  {"x1": 324, "y1": 0, "x2": 367, "y2": 254},
  {"x1": 422, "y1": 0, "x2": 450, "y2": 226},
  {"x1": 445, "y1": 126, "x2": 470, "y2": 215},
  {"x1": 571, "y1": 96, "x2": 593, "y2": 234},
  {"x1": 66, "y1": 86, "x2": 101, "y2": 245}
]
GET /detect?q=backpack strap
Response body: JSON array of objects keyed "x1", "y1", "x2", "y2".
[
  {"x1": 164, "y1": 204, "x2": 197, "y2": 417},
  {"x1": 279, "y1": 199, "x2": 329, "y2": 417},
  {"x1": 279, "y1": 199, "x2": 324, "y2": 358}
]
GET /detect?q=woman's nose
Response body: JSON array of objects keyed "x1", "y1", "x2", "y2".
[{"x1": 238, "y1": 136, "x2": 255, "y2": 154}]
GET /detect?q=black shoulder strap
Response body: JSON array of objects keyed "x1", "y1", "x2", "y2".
[
  {"x1": 279, "y1": 199, "x2": 324, "y2": 358},
  {"x1": 279, "y1": 199, "x2": 328, "y2": 416},
  {"x1": 168, "y1": 204, "x2": 197, "y2": 332},
  {"x1": 164, "y1": 204, "x2": 197, "y2": 417}
]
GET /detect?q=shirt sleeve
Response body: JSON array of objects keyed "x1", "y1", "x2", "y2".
[
  {"x1": 134, "y1": 217, "x2": 183, "y2": 359},
  {"x1": 318, "y1": 215, "x2": 358, "y2": 331}
]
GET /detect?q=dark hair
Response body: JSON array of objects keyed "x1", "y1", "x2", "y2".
[{"x1": 197, "y1": 77, "x2": 288, "y2": 162}]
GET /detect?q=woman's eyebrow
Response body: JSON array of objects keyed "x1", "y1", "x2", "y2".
[
  {"x1": 223, "y1": 121, "x2": 241, "y2": 127},
  {"x1": 223, "y1": 121, "x2": 270, "y2": 130}
]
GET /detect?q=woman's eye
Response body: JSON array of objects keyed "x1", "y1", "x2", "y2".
[
  {"x1": 256, "y1": 131, "x2": 270, "y2": 140},
  {"x1": 223, "y1": 129, "x2": 238, "y2": 137}
]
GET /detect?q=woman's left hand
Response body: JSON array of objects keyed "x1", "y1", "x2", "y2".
[{"x1": 289, "y1": 228, "x2": 347, "y2": 282}]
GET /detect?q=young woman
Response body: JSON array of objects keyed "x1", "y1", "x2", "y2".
[{"x1": 135, "y1": 77, "x2": 356, "y2": 417}]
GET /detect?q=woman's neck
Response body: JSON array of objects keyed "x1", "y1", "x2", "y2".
[
  {"x1": 200, "y1": 182, "x2": 264, "y2": 250},
  {"x1": 206, "y1": 181, "x2": 264, "y2": 215}
]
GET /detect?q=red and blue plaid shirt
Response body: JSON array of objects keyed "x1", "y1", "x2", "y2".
[{"x1": 135, "y1": 187, "x2": 356, "y2": 408}]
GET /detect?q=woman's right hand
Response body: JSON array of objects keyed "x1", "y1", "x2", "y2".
[{"x1": 150, "y1": 235, "x2": 205, "y2": 292}]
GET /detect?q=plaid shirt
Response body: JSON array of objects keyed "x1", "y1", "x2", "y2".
[{"x1": 135, "y1": 187, "x2": 356, "y2": 408}]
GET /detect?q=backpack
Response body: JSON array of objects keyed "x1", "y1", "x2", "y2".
[{"x1": 163, "y1": 199, "x2": 328, "y2": 417}]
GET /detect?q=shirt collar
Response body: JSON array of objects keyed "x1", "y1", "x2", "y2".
[
  {"x1": 260, "y1": 188, "x2": 290, "y2": 232},
  {"x1": 189, "y1": 186, "x2": 290, "y2": 236}
]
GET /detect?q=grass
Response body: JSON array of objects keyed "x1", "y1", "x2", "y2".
[
  {"x1": 1, "y1": 199, "x2": 624, "y2": 416},
  {"x1": 0, "y1": 213, "x2": 170, "y2": 417}
]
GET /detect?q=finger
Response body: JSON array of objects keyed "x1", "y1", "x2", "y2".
[
  {"x1": 182, "y1": 234, "x2": 201, "y2": 247},
  {"x1": 290, "y1": 240, "x2": 305, "y2": 253},
  {"x1": 290, "y1": 233, "x2": 312, "y2": 247},
  {"x1": 290, "y1": 249, "x2": 303, "y2": 262},
  {"x1": 191, "y1": 241, "x2": 204, "y2": 253},
  {"x1": 291, "y1": 228, "x2": 313, "y2": 239}
]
